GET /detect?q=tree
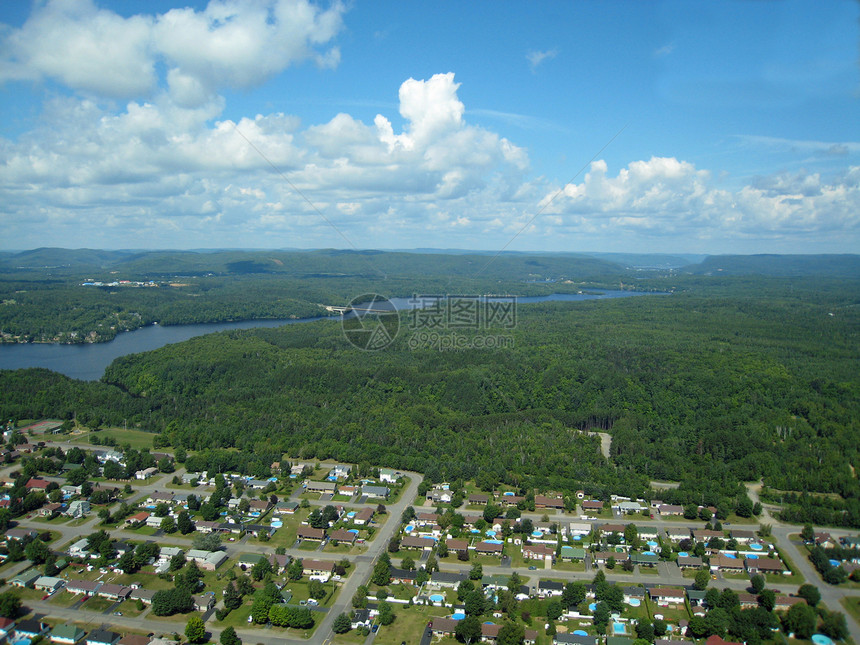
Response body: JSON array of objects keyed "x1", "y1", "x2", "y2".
[
  {"x1": 0, "y1": 591, "x2": 21, "y2": 618},
  {"x1": 457, "y1": 614, "x2": 482, "y2": 644},
  {"x1": 497, "y1": 621, "x2": 525, "y2": 645},
  {"x1": 436, "y1": 540, "x2": 449, "y2": 558},
  {"x1": 352, "y1": 585, "x2": 368, "y2": 609},
  {"x1": 378, "y1": 600, "x2": 394, "y2": 626},
  {"x1": 797, "y1": 583, "x2": 821, "y2": 607},
  {"x1": 593, "y1": 602, "x2": 610, "y2": 632},
  {"x1": 458, "y1": 579, "x2": 475, "y2": 602},
  {"x1": 800, "y1": 524, "x2": 815, "y2": 542},
  {"x1": 464, "y1": 589, "x2": 486, "y2": 616},
  {"x1": 749, "y1": 573, "x2": 765, "y2": 594},
  {"x1": 177, "y1": 510, "x2": 194, "y2": 534},
  {"x1": 704, "y1": 607, "x2": 730, "y2": 637},
  {"x1": 333, "y1": 613, "x2": 352, "y2": 634},
  {"x1": 820, "y1": 611, "x2": 849, "y2": 641},
  {"x1": 563, "y1": 581, "x2": 586, "y2": 607},
  {"x1": 184, "y1": 615, "x2": 206, "y2": 644},
  {"x1": 401, "y1": 555, "x2": 415, "y2": 571},
  {"x1": 251, "y1": 557, "x2": 272, "y2": 582},
  {"x1": 757, "y1": 589, "x2": 775, "y2": 612},
  {"x1": 24, "y1": 538, "x2": 50, "y2": 564},
  {"x1": 784, "y1": 602, "x2": 817, "y2": 639},
  {"x1": 287, "y1": 557, "x2": 303, "y2": 581},
  {"x1": 736, "y1": 496, "x2": 754, "y2": 518},
  {"x1": 308, "y1": 579, "x2": 327, "y2": 600},
  {"x1": 635, "y1": 620, "x2": 654, "y2": 641},
  {"x1": 160, "y1": 516, "x2": 177, "y2": 533},
  {"x1": 151, "y1": 588, "x2": 193, "y2": 616},
  {"x1": 219, "y1": 626, "x2": 241, "y2": 645},
  {"x1": 694, "y1": 568, "x2": 710, "y2": 591},
  {"x1": 469, "y1": 562, "x2": 483, "y2": 580},
  {"x1": 371, "y1": 556, "x2": 391, "y2": 586},
  {"x1": 192, "y1": 532, "x2": 221, "y2": 551},
  {"x1": 223, "y1": 582, "x2": 242, "y2": 611}
]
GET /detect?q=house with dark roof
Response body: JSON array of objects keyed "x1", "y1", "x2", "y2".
[{"x1": 86, "y1": 629, "x2": 121, "y2": 645}]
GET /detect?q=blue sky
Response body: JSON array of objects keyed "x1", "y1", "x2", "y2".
[{"x1": 1, "y1": 0, "x2": 857, "y2": 254}]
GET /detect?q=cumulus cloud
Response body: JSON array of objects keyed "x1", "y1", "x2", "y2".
[
  {"x1": 543, "y1": 157, "x2": 860, "y2": 242},
  {"x1": 0, "y1": 0, "x2": 345, "y2": 103}
]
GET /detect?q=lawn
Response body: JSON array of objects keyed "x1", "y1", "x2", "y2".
[
  {"x1": 78, "y1": 427, "x2": 158, "y2": 450},
  {"x1": 839, "y1": 596, "x2": 860, "y2": 625},
  {"x1": 372, "y1": 604, "x2": 450, "y2": 645},
  {"x1": 81, "y1": 596, "x2": 115, "y2": 612},
  {"x1": 49, "y1": 591, "x2": 82, "y2": 608}
]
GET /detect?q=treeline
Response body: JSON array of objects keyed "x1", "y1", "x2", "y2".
[{"x1": 1, "y1": 278, "x2": 858, "y2": 519}]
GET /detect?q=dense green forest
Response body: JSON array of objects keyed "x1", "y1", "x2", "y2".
[
  {"x1": 1, "y1": 263, "x2": 857, "y2": 524},
  {"x1": 0, "y1": 248, "x2": 639, "y2": 343}
]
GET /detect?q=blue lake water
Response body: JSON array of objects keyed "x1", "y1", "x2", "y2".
[{"x1": 0, "y1": 290, "x2": 663, "y2": 380}]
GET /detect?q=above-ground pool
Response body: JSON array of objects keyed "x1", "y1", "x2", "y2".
[
  {"x1": 589, "y1": 603, "x2": 597, "y2": 611},
  {"x1": 750, "y1": 543, "x2": 763, "y2": 551},
  {"x1": 628, "y1": 598, "x2": 641, "y2": 607},
  {"x1": 829, "y1": 559, "x2": 841, "y2": 568},
  {"x1": 347, "y1": 511, "x2": 356, "y2": 518},
  {"x1": 574, "y1": 535, "x2": 582, "y2": 541},
  {"x1": 532, "y1": 530, "x2": 543, "y2": 537},
  {"x1": 471, "y1": 528, "x2": 480, "y2": 534},
  {"x1": 451, "y1": 612, "x2": 466, "y2": 620},
  {"x1": 271, "y1": 521, "x2": 283, "y2": 528},
  {"x1": 573, "y1": 631, "x2": 588, "y2": 636},
  {"x1": 747, "y1": 554, "x2": 759, "y2": 559},
  {"x1": 486, "y1": 530, "x2": 496, "y2": 537},
  {"x1": 812, "y1": 635, "x2": 834, "y2": 645},
  {"x1": 503, "y1": 491, "x2": 514, "y2": 496},
  {"x1": 613, "y1": 623, "x2": 626, "y2": 635},
  {"x1": 429, "y1": 594, "x2": 444, "y2": 603}
]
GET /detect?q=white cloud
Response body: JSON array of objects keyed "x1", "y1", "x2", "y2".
[
  {"x1": 654, "y1": 43, "x2": 675, "y2": 57},
  {"x1": 526, "y1": 49, "x2": 557, "y2": 72},
  {"x1": 0, "y1": 0, "x2": 345, "y2": 104}
]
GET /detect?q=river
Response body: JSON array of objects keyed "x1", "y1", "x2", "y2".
[{"x1": 0, "y1": 290, "x2": 659, "y2": 381}]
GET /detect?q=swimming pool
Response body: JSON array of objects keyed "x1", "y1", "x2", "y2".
[
  {"x1": 451, "y1": 612, "x2": 465, "y2": 620},
  {"x1": 678, "y1": 551, "x2": 689, "y2": 557},
  {"x1": 589, "y1": 603, "x2": 597, "y2": 611},
  {"x1": 429, "y1": 594, "x2": 444, "y2": 603},
  {"x1": 531, "y1": 530, "x2": 543, "y2": 538},
  {"x1": 485, "y1": 539, "x2": 503, "y2": 544},
  {"x1": 812, "y1": 635, "x2": 834, "y2": 645},
  {"x1": 613, "y1": 623, "x2": 626, "y2": 635},
  {"x1": 643, "y1": 551, "x2": 656, "y2": 556},
  {"x1": 486, "y1": 530, "x2": 496, "y2": 538},
  {"x1": 573, "y1": 630, "x2": 588, "y2": 636},
  {"x1": 628, "y1": 598, "x2": 641, "y2": 607},
  {"x1": 271, "y1": 521, "x2": 283, "y2": 528},
  {"x1": 405, "y1": 524, "x2": 414, "y2": 532},
  {"x1": 749, "y1": 543, "x2": 763, "y2": 551},
  {"x1": 747, "y1": 554, "x2": 759, "y2": 559},
  {"x1": 347, "y1": 511, "x2": 356, "y2": 518}
]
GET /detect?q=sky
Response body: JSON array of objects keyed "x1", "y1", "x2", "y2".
[{"x1": 0, "y1": 0, "x2": 858, "y2": 255}]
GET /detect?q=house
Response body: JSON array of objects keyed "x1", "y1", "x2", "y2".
[
  {"x1": 87, "y1": 630, "x2": 121, "y2": 645},
  {"x1": 7, "y1": 527, "x2": 38, "y2": 542},
  {"x1": 0, "y1": 618, "x2": 14, "y2": 641},
  {"x1": 146, "y1": 491, "x2": 174, "y2": 505},
  {"x1": 631, "y1": 552, "x2": 659, "y2": 567},
  {"x1": 535, "y1": 495, "x2": 564, "y2": 509},
  {"x1": 379, "y1": 468, "x2": 400, "y2": 484},
  {"x1": 158, "y1": 546, "x2": 184, "y2": 562},
  {"x1": 362, "y1": 485, "x2": 390, "y2": 499},
  {"x1": 555, "y1": 634, "x2": 598, "y2": 645},
  {"x1": 687, "y1": 589, "x2": 708, "y2": 608},
  {"x1": 118, "y1": 635, "x2": 151, "y2": 645},
  {"x1": 692, "y1": 529, "x2": 723, "y2": 542},
  {"x1": 14, "y1": 620, "x2": 50, "y2": 640},
  {"x1": 560, "y1": 546, "x2": 586, "y2": 561},
  {"x1": 353, "y1": 507, "x2": 374, "y2": 525},
  {"x1": 729, "y1": 529, "x2": 756, "y2": 542},
  {"x1": 305, "y1": 480, "x2": 337, "y2": 494},
  {"x1": 65, "y1": 499, "x2": 90, "y2": 518},
  {"x1": 430, "y1": 571, "x2": 467, "y2": 588},
  {"x1": 431, "y1": 617, "x2": 459, "y2": 637},
  {"x1": 705, "y1": 636, "x2": 742, "y2": 645},
  {"x1": 268, "y1": 554, "x2": 290, "y2": 573},
  {"x1": 97, "y1": 583, "x2": 132, "y2": 601},
  {"x1": 330, "y1": 529, "x2": 357, "y2": 545},
  {"x1": 616, "y1": 501, "x2": 644, "y2": 514},
  {"x1": 34, "y1": 576, "x2": 66, "y2": 592},
  {"x1": 297, "y1": 526, "x2": 326, "y2": 541},
  {"x1": 475, "y1": 541, "x2": 503, "y2": 555},
  {"x1": 814, "y1": 532, "x2": 837, "y2": 549},
  {"x1": 129, "y1": 588, "x2": 156, "y2": 605},
  {"x1": 523, "y1": 543, "x2": 555, "y2": 561},
  {"x1": 649, "y1": 587, "x2": 686, "y2": 605},
  {"x1": 302, "y1": 559, "x2": 335, "y2": 580},
  {"x1": 146, "y1": 515, "x2": 165, "y2": 528},
  {"x1": 677, "y1": 555, "x2": 704, "y2": 569},
  {"x1": 447, "y1": 538, "x2": 469, "y2": 553},
  {"x1": 623, "y1": 586, "x2": 646, "y2": 603},
  {"x1": 66, "y1": 579, "x2": 102, "y2": 596},
  {"x1": 39, "y1": 502, "x2": 63, "y2": 517},
  {"x1": 537, "y1": 580, "x2": 565, "y2": 597},
  {"x1": 247, "y1": 479, "x2": 270, "y2": 490},
  {"x1": 275, "y1": 500, "x2": 299, "y2": 514},
  {"x1": 745, "y1": 557, "x2": 789, "y2": 575},
  {"x1": 401, "y1": 535, "x2": 432, "y2": 550},
  {"x1": 50, "y1": 625, "x2": 86, "y2": 645},
  {"x1": 774, "y1": 596, "x2": 806, "y2": 611},
  {"x1": 329, "y1": 464, "x2": 351, "y2": 479},
  {"x1": 125, "y1": 511, "x2": 150, "y2": 526},
  {"x1": 568, "y1": 522, "x2": 592, "y2": 536},
  {"x1": 390, "y1": 567, "x2": 418, "y2": 584},
  {"x1": 658, "y1": 504, "x2": 684, "y2": 516},
  {"x1": 352, "y1": 608, "x2": 372, "y2": 629},
  {"x1": 193, "y1": 594, "x2": 215, "y2": 612},
  {"x1": 709, "y1": 555, "x2": 744, "y2": 572},
  {"x1": 582, "y1": 500, "x2": 604, "y2": 512},
  {"x1": 135, "y1": 467, "x2": 157, "y2": 480},
  {"x1": 665, "y1": 526, "x2": 693, "y2": 542},
  {"x1": 10, "y1": 570, "x2": 42, "y2": 588},
  {"x1": 25, "y1": 477, "x2": 51, "y2": 491},
  {"x1": 469, "y1": 493, "x2": 490, "y2": 505}
]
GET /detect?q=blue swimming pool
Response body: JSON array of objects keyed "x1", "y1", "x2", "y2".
[
  {"x1": 573, "y1": 630, "x2": 588, "y2": 636},
  {"x1": 430, "y1": 594, "x2": 444, "y2": 603},
  {"x1": 749, "y1": 543, "x2": 763, "y2": 551},
  {"x1": 405, "y1": 524, "x2": 414, "y2": 532},
  {"x1": 485, "y1": 539, "x2": 503, "y2": 544},
  {"x1": 812, "y1": 635, "x2": 834, "y2": 645},
  {"x1": 452, "y1": 612, "x2": 465, "y2": 620},
  {"x1": 613, "y1": 623, "x2": 626, "y2": 635}
]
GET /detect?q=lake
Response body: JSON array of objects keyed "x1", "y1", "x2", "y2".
[{"x1": 0, "y1": 290, "x2": 659, "y2": 380}]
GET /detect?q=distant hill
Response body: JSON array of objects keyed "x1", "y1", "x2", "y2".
[
  {"x1": 687, "y1": 254, "x2": 860, "y2": 278},
  {"x1": 582, "y1": 252, "x2": 706, "y2": 269}
]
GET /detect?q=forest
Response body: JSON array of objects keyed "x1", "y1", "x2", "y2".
[{"x1": 1, "y1": 252, "x2": 857, "y2": 525}]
